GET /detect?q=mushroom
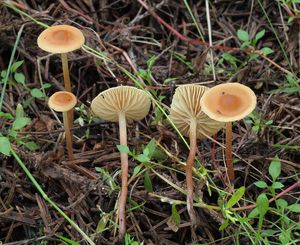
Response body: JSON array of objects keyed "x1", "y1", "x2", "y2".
[
  {"x1": 91, "y1": 86, "x2": 151, "y2": 240},
  {"x1": 37, "y1": 25, "x2": 85, "y2": 92},
  {"x1": 169, "y1": 84, "x2": 224, "y2": 225},
  {"x1": 48, "y1": 91, "x2": 77, "y2": 160},
  {"x1": 48, "y1": 91, "x2": 96, "y2": 179},
  {"x1": 200, "y1": 83, "x2": 257, "y2": 182}
]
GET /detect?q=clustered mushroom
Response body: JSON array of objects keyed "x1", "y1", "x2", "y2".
[
  {"x1": 91, "y1": 86, "x2": 151, "y2": 240},
  {"x1": 201, "y1": 83, "x2": 257, "y2": 182},
  {"x1": 37, "y1": 23, "x2": 257, "y2": 242},
  {"x1": 169, "y1": 84, "x2": 224, "y2": 225}
]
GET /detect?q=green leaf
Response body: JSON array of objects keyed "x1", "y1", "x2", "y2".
[
  {"x1": 133, "y1": 164, "x2": 143, "y2": 177},
  {"x1": 144, "y1": 139, "x2": 156, "y2": 158},
  {"x1": 14, "y1": 72, "x2": 25, "y2": 85},
  {"x1": 255, "y1": 29, "x2": 265, "y2": 41},
  {"x1": 276, "y1": 199, "x2": 288, "y2": 209},
  {"x1": 171, "y1": 204, "x2": 181, "y2": 225},
  {"x1": 116, "y1": 144, "x2": 130, "y2": 154},
  {"x1": 248, "y1": 207, "x2": 259, "y2": 218},
  {"x1": 252, "y1": 125, "x2": 260, "y2": 132},
  {"x1": 136, "y1": 154, "x2": 150, "y2": 163},
  {"x1": 96, "y1": 212, "x2": 111, "y2": 234},
  {"x1": 226, "y1": 186, "x2": 245, "y2": 209},
  {"x1": 0, "y1": 137, "x2": 11, "y2": 156},
  {"x1": 1, "y1": 70, "x2": 7, "y2": 78},
  {"x1": 255, "y1": 181, "x2": 268, "y2": 188},
  {"x1": 42, "y1": 83, "x2": 52, "y2": 89},
  {"x1": 24, "y1": 141, "x2": 40, "y2": 151},
  {"x1": 144, "y1": 170, "x2": 153, "y2": 192},
  {"x1": 15, "y1": 104, "x2": 24, "y2": 119},
  {"x1": 12, "y1": 117, "x2": 31, "y2": 130},
  {"x1": 269, "y1": 158, "x2": 281, "y2": 181},
  {"x1": 0, "y1": 112, "x2": 14, "y2": 120},
  {"x1": 10, "y1": 60, "x2": 24, "y2": 72},
  {"x1": 286, "y1": 204, "x2": 300, "y2": 213},
  {"x1": 237, "y1": 29, "x2": 249, "y2": 42},
  {"x1": 256, "y1": 193, "x2": 269, "y2": 216},
  {"x1": 219, "y1": 219, "x2": 229, "y2": 231},
  {"x1": 271, "y1": 182, "x2": 284, "y2": 189},
  {"x1": 260, "y1": 47, "x2": 274, "y2": 55},
  {"x1": 56, "y1": 235, "x2": 80, "y2": 245},
  {"x1": 30, "y1": 88, "x2": 44, "y2": 98}
]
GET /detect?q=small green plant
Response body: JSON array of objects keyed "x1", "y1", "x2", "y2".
[
  {"x1": 124, "y1": 233, "x2": 140, "y2": 245},
  {"x1": 0, "y1": 104, "x2": 39, "y2": 152},
  {"x1": 270, "y1": 74, "x2": 300, "y2": 94},
  {"x1": 74, "y1": 104, "x2": 94, "y2": 139},
  {"x1": 244, "y1": 111, "x2": 273, "y2": 133},
  {"x1": 0, "y1": 60, "x2": 51, "y2": 108},
  {"x1": 237, "y1": 29, "x2": 274, "y2": 59}
]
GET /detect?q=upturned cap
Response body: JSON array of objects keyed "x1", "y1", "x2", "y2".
[
  {"x1": 170, "y1": 84, "x2": 224, "y2": 139},
  {"x1": 48, "y1": 91, "x2": 77, "y2": 112},
  {"x1": 200, "y1": 83, "x2": 257, "y2": 122},
  {"x1": 91, "y1": 86, "x2": 151, "y2": 123},
  {"x1": 37, "y1": 25, "x2": 85, "y2": 53}
]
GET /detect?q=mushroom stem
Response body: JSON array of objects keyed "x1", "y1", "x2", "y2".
[
  {"x1": 62, "y1": 111, "x2": 74, "y2": 160},
  {"x1": 225, "y1": 122, "x2": 235, "y2": 182},
  {"x1": 61, "y1": 53, "x2": 71, "y2": 92},
  {"x1": 61, "y1": 53, "x2": 74, "y2": 133},
  {"x1": 186, "y1": 119, "x2": 197, "y2": 226},
  {"x1": 118, "y1": 112, "x2": 128, "y2": 240}
]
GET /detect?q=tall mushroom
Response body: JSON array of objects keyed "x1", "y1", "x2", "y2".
[
  {"x1": 169, "y1": 84, "x2": 224, "y2": 226},
  {"x1": 48, "y1": 91, "x2": 77, "y2": 160},
  {"x1": 48, "y1": 91, "x2": 96, "y2": 179},
  {"x1": 91, "y1": 86, "x2": 151, "y2": 240},
  {"x1": 37, "y1": 25, "x2": 85, "y2": 92},
  {"x1": 200, "y1": 83, "x2": 257, "y2": 182}
]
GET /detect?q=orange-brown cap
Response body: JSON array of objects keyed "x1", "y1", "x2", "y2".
[
  {"x1": 37, "y1": 25, "x2": 85, "y2": 53},
  {"x1": 170, "y1": 85, "x2": 224, "y2": 139},
  {"x1": 200, "y1": 83, "x2": 257, "y2": 122},
  {"x1": 48, "y1": 91, "x2": 77, "y2": 112},
  {"x1": 91, "y1": 86, "x2": 151, "y2": 123}
]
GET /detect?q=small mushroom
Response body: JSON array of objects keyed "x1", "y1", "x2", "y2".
[
  {"x1": 91, "y1": 86, "x2": 151, "y2": 240},
  {"x1": 48, "y1": 91, "x2": 77, "y2": 160},
  {"x1": 200, "y1": 82, "x2": 257, "y2": 182},
  {"x1": 169, "y1": 84, "x2": 224, "y2": 226},
  {"x1": 37, "y1": 25, "x2": 85, "y2": 92}
]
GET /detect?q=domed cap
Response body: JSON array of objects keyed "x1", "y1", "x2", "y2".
[
  {"x1": 169, "y1": 85, "x2": 224, "y2": 139},
  {"x1": 200, "y1": 83, "x2": 257, "y2": 122},
  {"x1": 37, "y1": 25, "x2": 85, "y2": 53},
  {"x1": 91, "y1": 86, "x2": 151, "y2": 123},
  {"x1": 48, "y1": 91, "x2": 77, "y2": 112}
]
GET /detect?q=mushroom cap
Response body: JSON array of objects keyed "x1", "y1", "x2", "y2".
[
  {"x1": 37, "y1": 25, "x2": 85, "y2": 53},
  {"x1": 48, "y1": 91, "x2": 77, "y2": 112},
  {"x1": 169, "y1": 84, "x2": 224, "y2": 139},
  {"x1": 200, "y1": 83, "x2": 257, "y2": 122},
  {"x1": 91, "y1": 86, "x2": 151, "y2": 123}
]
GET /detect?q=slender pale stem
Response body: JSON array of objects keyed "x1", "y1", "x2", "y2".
[
  {"x1": 61, "y1": 53, "x2": 71, "y2": 92},
  {"x1": 61, "y1": 53, "x2": 73, "y2": 128},
  {"x1": 62, "y1": 111, "x2": 74, "y2": 160},
  {"x1": 226, "y1": 122, "x2": 235, "y2": 182},
  {"x1": 186, "y1": 119, "x2": 197, "y2": 226},
  {"x1": 118, "y1": 112, "x2": 128, "y2": 240}
]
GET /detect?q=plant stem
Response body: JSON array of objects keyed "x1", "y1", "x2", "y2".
[
  {"x1": 10, "y1": 148, "x2": 95, "y2": 245},
  {"x1": 186, "y1": 119, "x2": 197, "y2": 226},
  {"x1": 118, "y1": 112, "x2": 128, "y2": 240},
  {"x1": 61, "y1": 53, "x2": 71, "y2": 92},
  {"x1": 63, "y1": 111, "x2": 74, "y2": 160},
  {"x1": 61, "y1": 53, "x2": 73, "y2": 127},
  {"x1": 226, "y1": 122, "x2": 235, "y2": 182}
]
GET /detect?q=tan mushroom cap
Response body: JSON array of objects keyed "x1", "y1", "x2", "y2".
[
  {"x1": 170, "y1": 85, "x2": 224, "y2": 139},
  {"x1": 48, "y1": 91, "x2": 77, "y2": 112},
  {"x1": 37, "y1": 25, "x2": 85, "y2": 53},
  {"x1": 91, "y1": 86, "x2": 151, "y2": 123},
  {"x1": 200, "y1": 83, "x2": 257, "y2": 122}
]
